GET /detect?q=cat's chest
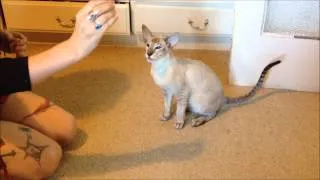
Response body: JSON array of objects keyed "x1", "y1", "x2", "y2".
[
  {"x1": 150, "y1": 60, "x2": 175, "y2": 87},
  {"x1": 151, "y1": 66, "x2": 173, "y2": 87}
]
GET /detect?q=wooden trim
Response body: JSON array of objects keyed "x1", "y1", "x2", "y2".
[{"x1": 0, "y1": 1, "x2": 5, "y2": 29}]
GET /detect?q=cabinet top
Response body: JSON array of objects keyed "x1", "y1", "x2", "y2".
[{"x1": 2, "y1": 0, "x2": 130, "y2": 3}]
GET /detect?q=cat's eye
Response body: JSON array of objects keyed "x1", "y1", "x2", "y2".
[
  {"x1": 146, "y1": 43, "x2": 150, "y2": 47},
  {"x1": 155, "y1": 46, "x2": 161, "y2": 50}
]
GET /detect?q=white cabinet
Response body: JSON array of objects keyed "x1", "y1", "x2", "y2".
[
  {"x1": 1, "y1": 0, "x2": 235, "y2": 50},
  {"x1": 2, "y1": 0, "x2": 131, "y2": 35},
  {"x1": 131, "y1": 1, "x2": 234, "y2": 36}
]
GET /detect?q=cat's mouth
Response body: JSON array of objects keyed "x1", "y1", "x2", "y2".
[{"x1": 146, "y1": 55, "x2": 154, "y2": 63}]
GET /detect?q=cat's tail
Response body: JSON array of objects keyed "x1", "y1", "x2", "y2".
[{"x1": 225, "y1": 60, "x2": 282, "y2": 105}]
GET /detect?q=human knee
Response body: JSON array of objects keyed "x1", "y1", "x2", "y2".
[
  {"x1": 34, "y1": 143, "x2": 63, "y2": 179},
  {"x1": 23, "y1": 106, "x2": 77, "y2": 147},
  {"x1": 56, "y1": 111, "x2": 77, "y2": 146},
  {"x1": 2, "y1": 139, "x2": 63, "y2": 180}
]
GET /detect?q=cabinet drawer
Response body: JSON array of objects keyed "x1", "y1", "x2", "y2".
[
  {"x1": 2, "y1": 0, "x2": 130, "y2": 35},
  {"x1": 132, "y1": 4, "x2": 234, "y2": 36}
]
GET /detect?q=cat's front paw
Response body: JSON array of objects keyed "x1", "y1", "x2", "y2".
[
  {"x1": 175, "y1": 122, "x2": 185, "y2": 129},
  {"x1": 160, "y1": 113, "x2": 172, "y2": 121}
]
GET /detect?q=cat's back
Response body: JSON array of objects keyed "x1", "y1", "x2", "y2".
[
  {"x1": 178, "y1": 58, "x2": 218, "y2": 78},
  {"x1": 178, "y1": 58, "x2": 223, "y2": 91}
]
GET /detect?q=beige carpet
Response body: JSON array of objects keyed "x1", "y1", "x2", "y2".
[{"x1": 28, "y1": 44, "x2": 319, "y2": 180}]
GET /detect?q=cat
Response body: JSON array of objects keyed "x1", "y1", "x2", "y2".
[{"x1": 141, "y1": 24, "x2": 281, "y2": 129}]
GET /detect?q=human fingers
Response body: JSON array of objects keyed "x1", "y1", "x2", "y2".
[
  {"x1": 8, "y1": 37, "x2": 27, "y2": 56},
  {"x1": 12, "y1": 32, "x2": 28, "y2": 44},
  {"x1": 88, "y1": 1, "x2": 115, "y2": 24},
  {"x1": 77, "y1": 0, "x2": 111, "y2": 20},
  {"x1": 91, "y1": 1, "x2": 115, "y2": 17},
  {"x1": 100, "y1": 13, "x2": 119, "y2": 32},
  {"x1": 94, "y1": 6, "x2": 117, "y2": 31},
  {"x1": 15, "y1": 44, "x2": 27, "y2": 53}
]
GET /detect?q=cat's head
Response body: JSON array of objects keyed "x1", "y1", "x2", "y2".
[{"x1": 141, "y1": 24, "x2": 179, "y2": 63}]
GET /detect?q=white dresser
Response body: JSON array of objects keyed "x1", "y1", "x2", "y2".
[
  {"x1": 1, "y1": 0, "x2": 131, "y2": 35},
  {"x1": 0, "y1": 0, "x2": 235, "y2": 50},
  {"x1": 131, "y1": 0, "x2": 234, "y2": 37}
]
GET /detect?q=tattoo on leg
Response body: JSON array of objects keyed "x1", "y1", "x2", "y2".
[
  {"x1": 18, "y1": 127, "x2": 49, "y2": 165},
  {"x1": 1, "y1": 135, "x2": 17, "y2": 159},
  {"x1": 0, "y1": 150, "x2": 17, "y2": 158},
  {"x1": 0, "y1": 138, "x2": 16, "y2": 159},
  {"x1": 0, "y1": 138, "x2": 12, "y2": 179}
]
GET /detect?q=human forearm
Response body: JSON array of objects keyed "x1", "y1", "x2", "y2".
[
  {"x1": 28, "y1": 39, "x2": 83, "y2": 84},
  {"x1": 19, "y1": 0, "x2": 117, "y2": 85}
]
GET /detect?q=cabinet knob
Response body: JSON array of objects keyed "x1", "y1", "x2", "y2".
[
  {"x1": 56, "y1": 17, "x2": 76, "y2": 28},
  {"x1": 188, "y1": 18, "x2": 209, "y2": 31}
]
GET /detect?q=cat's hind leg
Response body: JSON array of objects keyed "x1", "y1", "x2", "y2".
[{"x1": 191, "y1": 112, "x2": 216, "y2": 127}]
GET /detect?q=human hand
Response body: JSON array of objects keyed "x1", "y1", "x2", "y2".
[
  {"x1": 0, "y1": 30, "x2": 28, "y2": 57},
  {"x1": 69, "y1": 0, "x2": 118, "y2": 59}
]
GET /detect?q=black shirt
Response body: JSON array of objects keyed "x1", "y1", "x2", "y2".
[{"x1": 0, "y1": 57, "x2": 32, "y2": 96}]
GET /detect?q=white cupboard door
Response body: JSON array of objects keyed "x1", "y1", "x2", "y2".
[{"x1": 229, "y1": 1, "x2": 319, "y2": 92}]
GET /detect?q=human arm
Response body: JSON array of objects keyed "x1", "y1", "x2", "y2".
[
  {"x1": 0, "y1": 39, "x2": 79, "y2": 96},
  {"x1": 28, "y1": 0, "x2": 118, "y2": 84},
  {"x1": 0, "y1": 0, "x2": 118, "y2": 95}
]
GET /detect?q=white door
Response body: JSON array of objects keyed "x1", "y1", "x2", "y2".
[{"x1": 229, "y1": 0, "x2": 319, "y2": 92}]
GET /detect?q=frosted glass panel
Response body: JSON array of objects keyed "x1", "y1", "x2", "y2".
[{"x1": 264, "y1": 0, "x2": 319, "y2": 39}]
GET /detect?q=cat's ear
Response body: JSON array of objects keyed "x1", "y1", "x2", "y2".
[
  {"x1": 142, "y1": 24, "x2": 153, "y2": 43},
  {"x1": 165, "y1": 33, "x2": 179, "y2": 48}
]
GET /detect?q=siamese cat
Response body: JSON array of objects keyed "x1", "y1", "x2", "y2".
[{"x1": 142, "y1": 24, "x2": 281, "y2": 129}]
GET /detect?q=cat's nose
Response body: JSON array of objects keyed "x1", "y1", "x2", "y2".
[{"x1": 147, "y1": 52, "x2": 153, "y2": 57}]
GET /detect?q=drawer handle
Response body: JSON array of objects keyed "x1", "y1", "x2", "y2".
[
  {"x1": 56, "y1": 17, "x2": 76, "y2": 28},
  {"x1": 188, "y1": 19, "x2": 209, "y2": 31}
]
